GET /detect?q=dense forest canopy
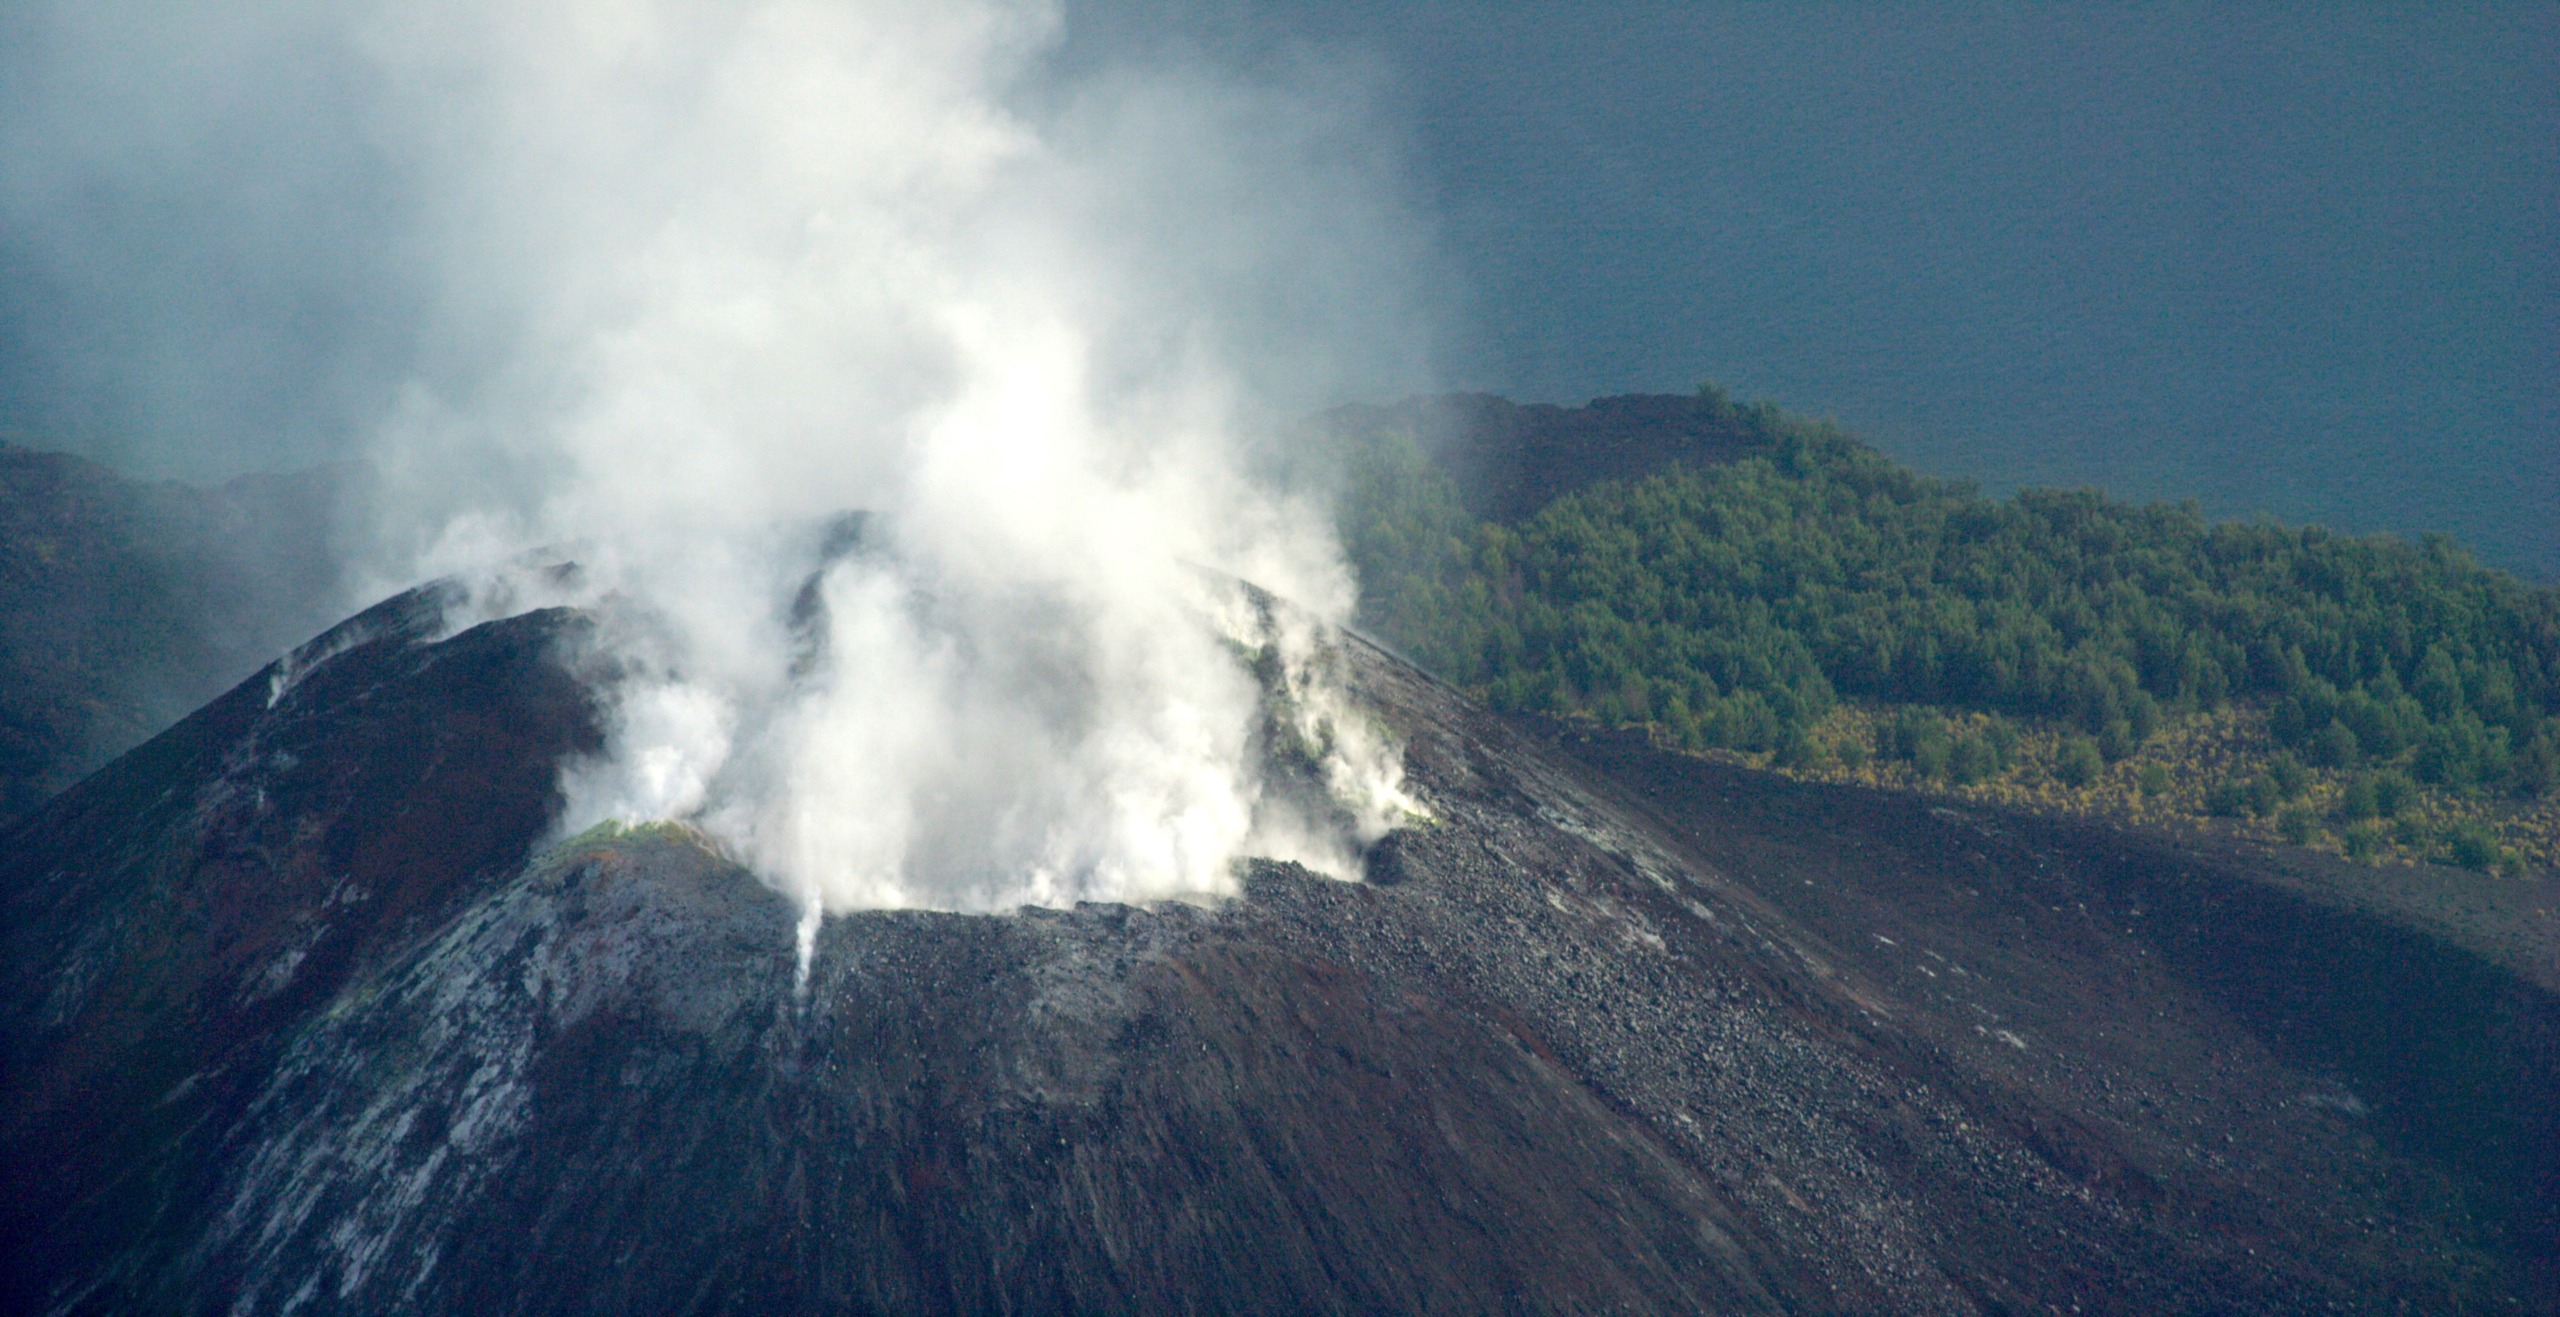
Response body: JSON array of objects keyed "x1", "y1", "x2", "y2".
[{"x1": 1338, "y1": 387, "x2": 2560, "y2": 808}]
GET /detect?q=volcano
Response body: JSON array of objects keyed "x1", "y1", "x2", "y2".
[{"x1": 3, "y1": 586, "x2": 2554, "y2": 1314}]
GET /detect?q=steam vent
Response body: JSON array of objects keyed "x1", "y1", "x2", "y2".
[{"x1": 5, "y1": 586, "x2": 2554, "y2": 1314}]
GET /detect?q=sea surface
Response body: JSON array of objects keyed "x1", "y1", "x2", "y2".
[
  {"x1": 1077, "y1": 2, "x2": 2560, "y2": 579},
  {"x1": 4, "y1": 3, "x2": 2552, "y2": 578}
]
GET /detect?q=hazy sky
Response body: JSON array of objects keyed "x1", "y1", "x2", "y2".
[
  {"x1": 1078, "y1": 1, "x2": 2559, "y2": 578},
  {"x1": 3, "y1": 3, "x2": 2554, "y2": 576},
  {"x1": 0, "y1": 0, "x2": 1430, "y2": 920}
]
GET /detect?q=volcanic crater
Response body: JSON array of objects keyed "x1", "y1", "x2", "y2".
[{"x1": 3, "y1": 586, "x2": 2554, "y2": 1313}]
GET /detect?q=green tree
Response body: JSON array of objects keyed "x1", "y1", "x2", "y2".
[
  {"x1": 2056, "y1": 737, "x2": 2104, "y2": 789},
  {"x1": 1336, "y1": 384, "x2": 2560, "y2": 805}
]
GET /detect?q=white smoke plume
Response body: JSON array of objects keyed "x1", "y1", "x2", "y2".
[{"x1": 145, "y1": 0, "x2": 1439, "y2": 947}]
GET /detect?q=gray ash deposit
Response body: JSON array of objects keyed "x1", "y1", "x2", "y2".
[{"x1": 3, "y1": 588, "x2": 2551, "y2": 1313}]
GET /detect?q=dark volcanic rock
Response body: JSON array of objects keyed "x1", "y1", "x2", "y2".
[
  {"x1": 0, "y1": 588, "x2": 602, "y2": 1315},
  {"x1": 3, "y1": 591, "x2": 2548, "y2": 1313},
  {"x1": 0, "y1": 443, "x2": 350, "y2": 824}
]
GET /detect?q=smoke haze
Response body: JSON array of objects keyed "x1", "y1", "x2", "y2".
[
  {"x1": 9, "y1": 1, "x2": 1435, "y2": 935},
  {"x1": 9, "y1": 5, "x2": 2550, "y2": 581}
]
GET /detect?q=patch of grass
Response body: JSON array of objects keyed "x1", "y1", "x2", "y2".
[{"x1": 1661, "y1": 696, "x2": 2558, "y2": 877}]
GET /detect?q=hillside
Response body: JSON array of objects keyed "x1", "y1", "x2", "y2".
[
  {"x1": 1332, "y1": 387, "x2": 2560, "y2": 878},
  {"x1": 9, "y1": 405, "x2": 2552, "y2": 879},
  {"x1": 0, "y1": 442, "x2": 348, "y2": 824},
  {"x1": 4, "y1": 582, "x2": 2551, "y2": 1311},
  {"x1": 1317, "y1": 391, "x2": 1774, "y2": 522}
]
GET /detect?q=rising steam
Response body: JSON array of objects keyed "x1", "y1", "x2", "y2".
[{"x1": 219, "y1": 0, "x2": 1435, "y2": 945}]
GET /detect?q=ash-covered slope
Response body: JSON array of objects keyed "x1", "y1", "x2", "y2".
[
  {"x1": 0, "y1": 443, "x2": 349, "y2": 824},
  {"x1": 3, "y1": 588, "x2": 2547, "y2": 1313}
]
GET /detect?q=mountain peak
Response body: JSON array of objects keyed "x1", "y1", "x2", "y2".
[{"x1": 3, "y1": 590, "x2": 2548, "y2": 1312}]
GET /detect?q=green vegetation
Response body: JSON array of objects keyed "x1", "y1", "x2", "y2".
[{"x1": 1337, "y1": 385, "x2": 2560, "y2": 872}]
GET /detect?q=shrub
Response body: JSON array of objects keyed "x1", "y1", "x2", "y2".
[
  {"x1": 1709, "y1": 691, "x2": 1782, "y2": 752},
  {"x1": 2136, "y1": 763, "x2": 2171, "y2": 797},
  {"x1": 2336, "y1": 775, "x2": 2379, "y2": 821},
  {"x1": 1774, "y1": 724, "x2": 1825, "y2": 769},
  {"x1": 2307, "y1": 719, "x2": 2359, "y2": 768},
  {"x1": 2125, "y1": 691, "x2": 2161, "y2": 743},
  {"x1": 2515, "y1": 724, "x2": 2560, "y2": 798},
  {"x1": 2243, "y1": 773, "x2": 2282, "y2": 817},
  {"x1": 2268, "y1": 752, "x2": 2308, "y2": 800},
  {"x1": 1985, "y1": 717, "x2": 2021, "y2": 767},
  {"x1": 2342, "y1": 820, "x2": 2386, "y2": 860},
  {"x1": 2415, "y1": 714, "x2": 2503, "y2": 788},
  {"x1": 1948, "y1": 733, "x2": 2000, "y2": 785},
  {"x1": 1886, "y1": 708, "x2": 1949, "y2": 764},
  {"x1": 2372, "y1": 771, "x2": 2416, "y2": 818},
  {"x1": 2275, "y1": 806, "x2": 2316, "y2": 846},
  {"x1": 2205, "y1": 778, "x2": 2250, "y2": 817},
  {"x1": 2342, "y1": 691, "x2": 2420, "y2": 760},
  {"x1": 2055, "y1": 736, "x2": 2103, "y2": 789},
  {"x1": 2441, "y1": 823, "x2": 2504, "y2": 872}
]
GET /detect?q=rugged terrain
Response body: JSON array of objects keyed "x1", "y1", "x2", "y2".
[
  {"x1": 0, "y1": 443, "x2": 348, "y2": 824},
  {"x1": 3, "y1": 584, "x2": 2555, "y2": 1313}
]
